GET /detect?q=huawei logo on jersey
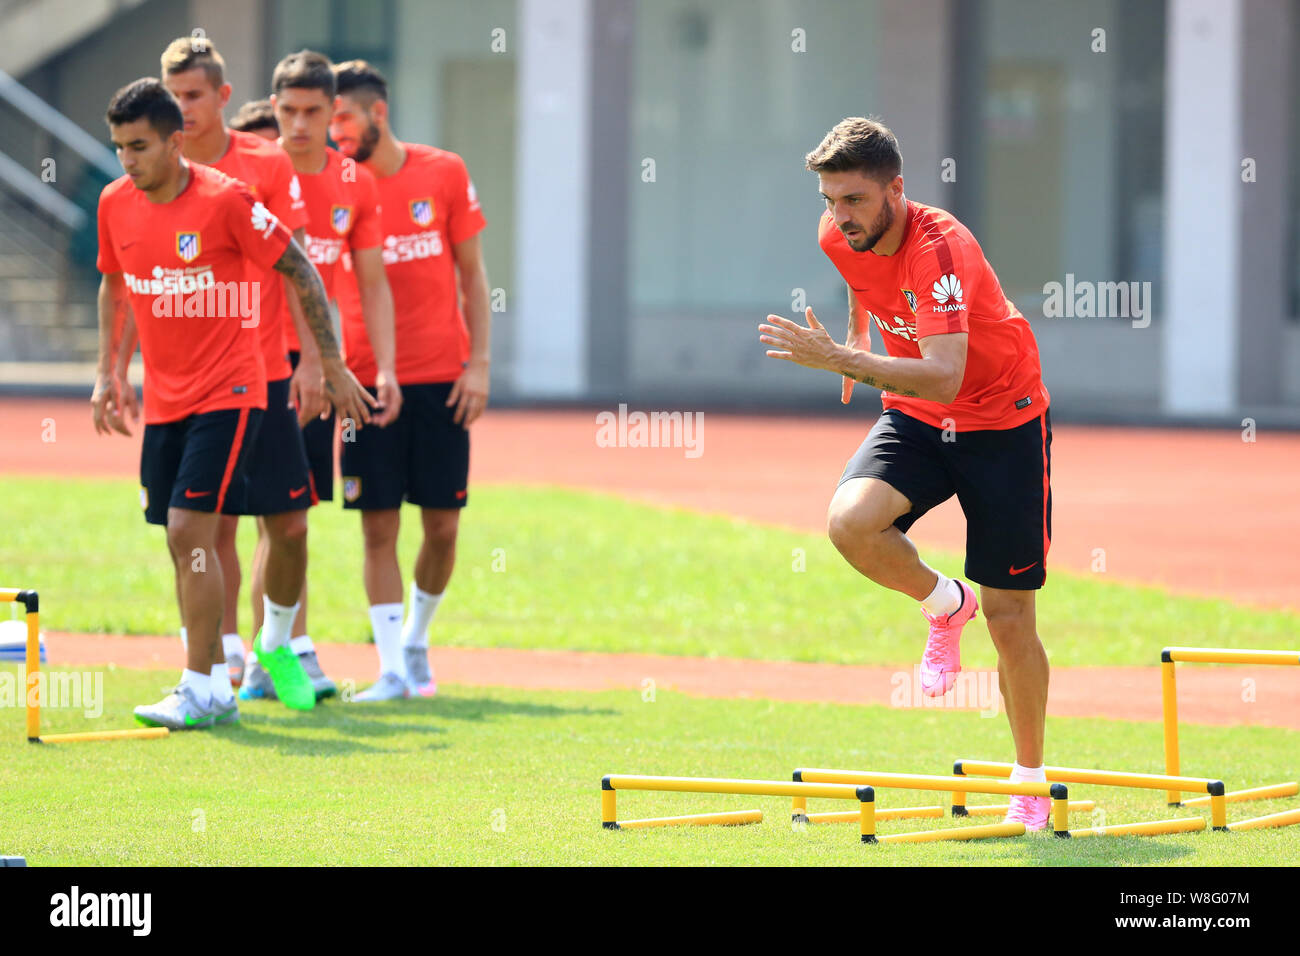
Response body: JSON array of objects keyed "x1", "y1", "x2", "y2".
[
  {"x1": 932, "y1": 273, "x2": 966, "y2": 312},
  {"x1": 409, "y1": 198, "x2": 434, "y2": 227},
  {"x1": 289, "y1": 175, "x2": 302, "y2": 202},
  {"x1": 930, "y1": 274, "x2": 961, "y2": 304}
]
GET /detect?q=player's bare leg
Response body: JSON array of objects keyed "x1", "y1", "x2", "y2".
[
  {"x1": 982, "y1": 586, "x2": 1050, "y2": 828},
  {"x1": 826, "y1": 477, "x2": 942, "y2": 598},
  {"x1": 981, "y1": 588, "x2": 1047, "y2": 766},
  {"x1": 414, "y1": 508, "x2": 458, "y2": 595},
  {"x1": 137, "y1": 508, "x2": 229, "y2": 729},
  {"x1": 361, "y1": 509, "x2": 403, "y2": 604},
  {"x1": 167, "y1": 508, "x2": 225, "y2": 677}
]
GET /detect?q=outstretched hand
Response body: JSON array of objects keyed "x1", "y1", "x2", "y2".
[{"x1": 758, "y1": 307, "x2": 842, "y2": 374}]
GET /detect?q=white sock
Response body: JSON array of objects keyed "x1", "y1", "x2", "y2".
[
  {"x1": 181, "y1": 668, "x2": 212, "y2": 708},
  {"x1": 369, "y1": 603, "x2": 406, "y2": 679},
  {"x1": 221, "y1": 633, "x2": 244, "y2": 659},
  {"x1": 1010, "y1": 762, "x2": 1047, "y2": 783},
  {"x1": 179, "y1": 626, "x2": 187, "y2": 650},
  {"x1": 261, "y1": 597, "x2": 300, "y2": 652},
  {"x1": 210, "y1": 662, "x2": 233, "y2": 704},
  {"x1": 402, "y1": 584, "x2": 443, "y2": 649},
  {"x1": 290, "y1": 635, "x2": 314, "y2": 655},
  {"x1": 920, "y1": 574, "x2": 963, "y2": 616}
]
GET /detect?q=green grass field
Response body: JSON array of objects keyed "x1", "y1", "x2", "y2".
[
  {"x1": 2, "y1": 668, "x2": 1297, "y2": 865},
  {"x1": 2, "y1": 477, "x2": 1297, "y2": 668},
  {"x1": 1, "y1": 475, "x2": 1297, "y2": 866}
]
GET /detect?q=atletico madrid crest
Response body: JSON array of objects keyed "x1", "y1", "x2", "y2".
[
  {"x1": 409, "y1": 198, "x2": 434, "y2": 227},
  {"x1": 176, "y1": 232, "x2": 201, "y2": 263},
  {"x1": 331, "y1": 205, "x2": 352, "y2": 234}
]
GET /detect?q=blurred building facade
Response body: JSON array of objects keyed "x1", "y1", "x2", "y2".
[{"x1": 0, "y1": 0, "x2": 1295, "y2": 422}]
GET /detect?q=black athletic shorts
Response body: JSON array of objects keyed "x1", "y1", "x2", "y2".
[
  {"x1": 222, "y1": 376, "x2": 313, "y2": 516},
  {"x1": 289, "y1": 350, "x2": 336, "y2": 501},
  {"x1": 141, "y1": 407, "x2": 263, "y2": 526},
  {"x1": 339, "y1": 381, "x2": 469, "y2": 511},
  {"x1": 838, "y1": 408, "x2": 1053, "y2": 590}
]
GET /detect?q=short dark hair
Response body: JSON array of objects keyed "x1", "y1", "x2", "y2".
[
  {"x1": 805, "y1": 117, "x2": 902, "y2": 183},
  {"x1": 272, "y1": 49, "x2": 336, "y2": 97},
  {"x1": 229, "y1": 98, "x2": 278, "y2": 134},
  {"x1": 333, "y1": 59, "x2": 388, "y2": 104},
  {"x1": 106, "y1": 78, "x2": 183, "y2": 138},
  {"x1": 160, "y1": 35, "x2": 226, "y2": 88}
]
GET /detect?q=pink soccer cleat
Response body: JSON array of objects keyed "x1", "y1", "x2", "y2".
[
  {"x1": 919, "y1": 579, "x2": 978, "y2": 697},
  {"x1": 1004, "y1": 793, "x2": 1052, "y2": 832}
]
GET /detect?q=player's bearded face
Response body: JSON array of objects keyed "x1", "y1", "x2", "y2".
[
  {"x1": 330, "y1": 99, "x2": 380, "y2": 163},
  {"x1": 845, "y1": 197, "x2": 893, "y2": 253}
]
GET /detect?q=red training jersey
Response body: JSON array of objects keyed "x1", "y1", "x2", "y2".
[
  {"x1": 206, "y1": 129, "x2": 309, "y2": 381},
  {"x1": 342, "y1": 142, "x2": 486, "y2": 387},
  {"x1": 819, "y1": 199, "x2": 1049, "y2": 431},
  {"x1": 288, "y1": 146, "x2": 383, "y2": 352},
  {"x1": 96, "y1": 163, "x2": 293, "y2": 424}
]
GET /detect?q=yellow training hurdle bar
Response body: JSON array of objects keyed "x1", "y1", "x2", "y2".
[
  {"x1": 601, "y1": 773, "x2": 1068, "y2": 842},
  {"x1": 953, "y1": 759, "x2": 1229, "y2": 832},
  {"x1": 601, "y1": 776, "x2": 880, "y2": 842},
  {"x1": 1161, "y1": 646, "x2": 1299, "y2": 805},
  {"x1": 1, "y1": 588, "x2": 168, "y2": 745},
  {"x1": 790, "y1": 769, "x2": 1071, "y2": 839}
]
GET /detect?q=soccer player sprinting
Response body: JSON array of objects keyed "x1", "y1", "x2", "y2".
[
  {"x1": 235, "y1": 51, "x2": 402, "y2": 703},
  {"x1": 328, "y1": 60, "x2": 492, "y2": 701},
  {"x1": 156, "y1": 36, "x2": 339, "y2": 703},
  {"x1": 758, "y1": 118, "x2": 1053, "y2": 829},
  {"x1": 93, "y1": 78, "x2": 374, "y2": 729}
]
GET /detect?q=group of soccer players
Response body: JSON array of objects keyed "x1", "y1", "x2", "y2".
[{"x1": 91, "y1": 36, "x2": 490, "y2": 729}]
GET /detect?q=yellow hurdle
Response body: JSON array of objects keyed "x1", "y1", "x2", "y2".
[
  {"x1": 878, "y1": 822, "x2": 1025, "y2": 844},
  {"x1": 1226, "y1": 808, "x2": 1300, "y2": 832},
  {"x1": 3, "y1": 587, "x2": 169, "y2": 745},
  {"x1": 953, "y1": 759, "x2": 1228, "y2": 830},
  {"x1": 602, "y1": 775, "x2": 880, "y2": 842},
  {"x1": 618, "y1": 809, "x2": 762, "y2": 829},
  {"x1": 802, "y1": 806, "x2": 944, "y2": 825},
  {"x1": 1183, "y1": 782, "x2": 1299, "y2": 807},
  {"x1": 1162, "y1": 647, "x2": 1300, "y2": 666},
  {"x1": 794, "y1": 768, "x2": 1059, "y2": 797},
  {"x1": 1070, "y1": 817, "x2": 1206, "y2": 839},
  {"x1": 791, "y1": 768, "x2": 1070, "y2": 838},
  {"x1": 1161, "y1": 646, "x2": 1298, "y2": 805}
]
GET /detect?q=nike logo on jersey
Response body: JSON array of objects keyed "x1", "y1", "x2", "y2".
[
  {"x1": 289, "y1": 486, "x2": 309, "y2": 499},
  {"x1": 1008, "y1": 562, "x2": 1039, "y2": 576},
  {"x1": 184, "y1": 489, "x2": 212, "y2": 499}
]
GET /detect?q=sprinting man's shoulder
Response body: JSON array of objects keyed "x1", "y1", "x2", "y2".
[{"x1": 901, "y1": 200, "x2": 980, "y2": 258}]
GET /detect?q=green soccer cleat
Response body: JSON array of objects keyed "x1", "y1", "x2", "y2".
[{"x1": 252, "y1": 631, "x2": 317, "y2": 710}]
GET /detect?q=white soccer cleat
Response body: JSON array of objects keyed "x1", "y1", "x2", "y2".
[{"x1": 351, "y1": 672, "x2": 410, "y2": 702}]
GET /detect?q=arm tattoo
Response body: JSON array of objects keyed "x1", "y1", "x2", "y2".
[
  {"x1": 847, "y1": 372, "x2": 920, "y2": 397},
  {"x1": 274, "y1": 241, "x2": 340, "y2": 364}
]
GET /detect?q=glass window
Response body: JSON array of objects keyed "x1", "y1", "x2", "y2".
[
  {"x1": 629, "y1": 0, "x2": 882, "y2": 315},
  {"x1": 960, "y1": 0, "x2": 1165, "y2": 320}
]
